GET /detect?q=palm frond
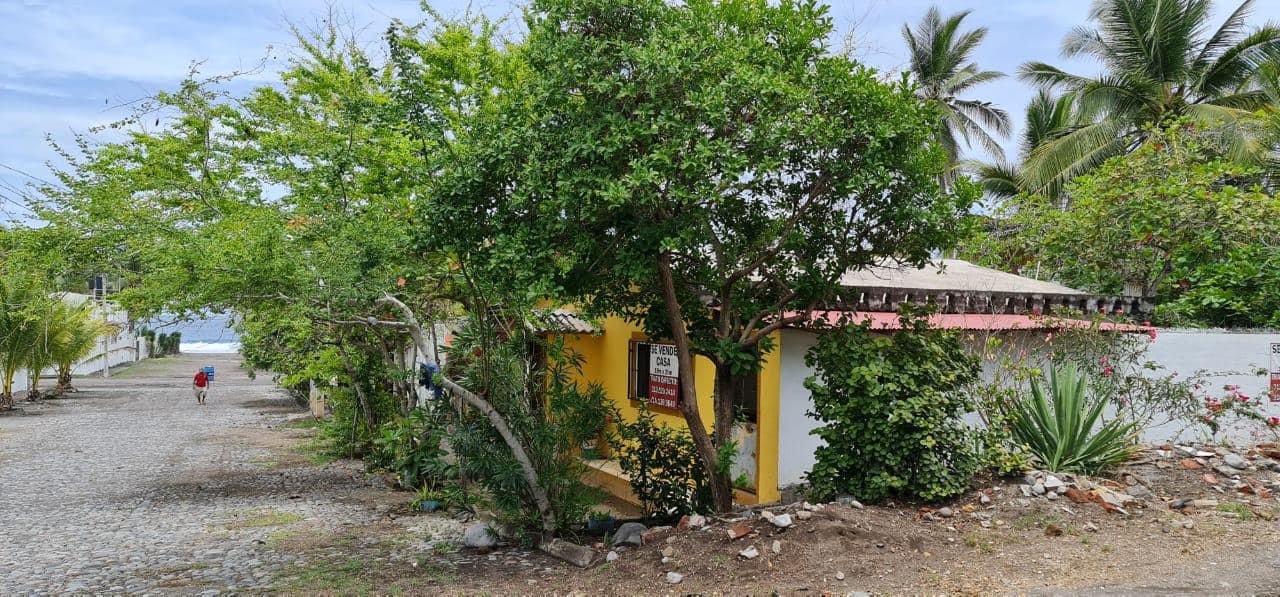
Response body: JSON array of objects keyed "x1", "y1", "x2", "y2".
[{"x1": 1021, "y1": 119, "x2": 1130, "y2": 199}]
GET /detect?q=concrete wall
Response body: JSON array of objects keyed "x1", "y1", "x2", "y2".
[{"x1": 775, "y1": 327, "x2": 1280, "y2": 487}]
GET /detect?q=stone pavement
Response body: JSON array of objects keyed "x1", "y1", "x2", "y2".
[{"x1": 0, "y1": 354, "x2": 385, "y2": 594}]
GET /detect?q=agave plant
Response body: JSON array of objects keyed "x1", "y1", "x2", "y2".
[{"x1": 1007, "y1": 363, "x2": 1138, "y2": 474}]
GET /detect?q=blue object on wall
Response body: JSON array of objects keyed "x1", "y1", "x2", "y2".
[{"x1": 418, "y1": 362, "x2": 443, "y2": 399}]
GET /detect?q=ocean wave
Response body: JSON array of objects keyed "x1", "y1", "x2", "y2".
[{"x1": 180, "y1": 341, "x2": 241, "y2": 353}]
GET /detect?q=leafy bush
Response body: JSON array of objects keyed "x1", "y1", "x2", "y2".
[
  {"x1": 371, "y1": 406, "x2": 452, "y2": 490},
  {"x1": 1007, "y1": 364, "x2": 1138, "y2": 474},
  {"x1": 804, "y1": 310, "x2": 980, "y2": 503},
  {"x1": 447, "y1": 327, "x2": 610, "y2": 538},
  {"x1": 611, "y1": 408, "x2": 713, "y2": 518}
]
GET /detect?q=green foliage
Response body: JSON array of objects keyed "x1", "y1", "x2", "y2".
[
  {"x1": 804, "y1": 309, "x2": 980, "y2": 503},
  {"x1": 447, "y1": 326, "x2": 610, "y2": 537},
  {"x1": 611, "y1": 408, "x2": 713, "y2": 519},
  {"x1": 428, "y1": 0, "x2": 975, "y2": 511},
  {"x1": 370, "y1": 406, "x2": 452, "y2": 491},
  {"x1": 968, "y1": 125, "x2": 1280, "y2": 327},
  {"x1": 1007, "y1": 364, "x2": 1138, "y2": 474},
  {"x1": 1014, "y1": 0, "x2": 1280, "y2": 197}
]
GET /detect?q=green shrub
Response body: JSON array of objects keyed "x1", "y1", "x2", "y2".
[
  {"x1": 371, "y1": 406, "x2": 452, "y2": 490},
  {"x1": 1006, "y1": 363, "x2": 1138, "y2": 474},
  {"x1": 611, "y1": 408, "x2": 713, "y2": 518},
  {"x1": 804, "y1": 309, "x2": 980, "y2": 503}
]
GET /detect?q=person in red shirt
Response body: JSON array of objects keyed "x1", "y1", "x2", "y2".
[{"x1": 192, "y1": 369, "x2": 209, "y2": 405}]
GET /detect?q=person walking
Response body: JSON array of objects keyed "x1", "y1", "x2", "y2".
[{"x1": 192, "y1": 369, "x2": 209, "y2": 405}]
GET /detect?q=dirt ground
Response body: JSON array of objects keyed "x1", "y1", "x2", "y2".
[{"x1": 250, "y1": 421, "x2": 1280, "y2": 595}]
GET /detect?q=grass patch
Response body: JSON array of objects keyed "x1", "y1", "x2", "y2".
[
  {"x1": 224, "y1": 508, "x2": 304, "y2": 530},
  {"x1": 431, "y1": 541, "x2": 459, "y2": 556},
  {"x1": 278, "y1": 558, "x2": 373, "y2": 593},
  {"x1": 1013, "y1": 511, "x2": 1061, "y2": 531},
  {"x1": 1101, "y1": 544, "x2": 1115, "y2": 554},
  {"x1": 963, "y1": 532, "x2": 995, "y2": 554},
  {"x1": 282, "y1": 417, "x2": 323, "y2": 430},
  {"x1": 1217, "y1": 502, "x2": 1254, "y2": 522}
]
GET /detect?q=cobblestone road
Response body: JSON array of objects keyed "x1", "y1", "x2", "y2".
[{"x1": 0, "y1": 354, "x2": 391, "y2": 595}]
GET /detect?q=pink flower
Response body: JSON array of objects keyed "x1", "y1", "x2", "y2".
[
  {"x1": 1103, "y1": 366, "x2": 1114, "y2": 377},
  {"x1": 1099, "y1": 355, "x2": 1109, "y2": 365},
  {"x1": 1226, "y1": 384, "x2": 1241, "y2": 391},
  {"x1": 1045, "y1": 332, "x2": 1054, "y2": 342},
  {"x1": 1148, "y1": 329, "x2": 1158, "y2": 340},
  {"x1": 1269, "y1": 417, "x2": 1280, "y2": 428}
]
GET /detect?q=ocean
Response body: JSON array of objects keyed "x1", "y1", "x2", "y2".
[{"x1": 155, "y1": 312, "x2": 241, "y2": 354}]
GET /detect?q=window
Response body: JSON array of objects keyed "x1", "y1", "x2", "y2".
[
  {"x1": 732, "y1": 371, "x2": 759, "y2": 424},
  {"x1": 628, "y1": 340, "x2": 682, "y2": 409}
]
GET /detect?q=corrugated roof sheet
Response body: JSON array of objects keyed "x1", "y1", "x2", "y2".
[
  {"x1": 795, "y1": 310, "x2": 1146, "y2": 332},
  {"x1": 530, "y1": 310, "x2": 600, "y2": 335}
]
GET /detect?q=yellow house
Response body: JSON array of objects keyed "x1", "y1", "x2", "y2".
[
  {"x1": 538, "y1": 260, "x2": 1151, "y2": 509},
  {"x1": 546, "y1": 313, "x2": 783, "y2": 506}
]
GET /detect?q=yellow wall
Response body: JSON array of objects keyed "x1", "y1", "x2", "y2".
[{"x1": 559, "y1": 315, "x2": 782, "y2": 504}]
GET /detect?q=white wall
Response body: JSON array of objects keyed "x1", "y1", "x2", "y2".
[{"x1": 775, "y1": 327, "x2": 1280, "y2": 487}]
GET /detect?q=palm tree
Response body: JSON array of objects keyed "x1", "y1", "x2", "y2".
[
  {"x1": 48, "y1": 301, "x2": 108, "y2": 396},
  {"x1": 0, "y1": 275, "x2": 48, "y2": 408},
  {"x1": 972, "y1": 90, "x2": 1085, "y2": 200},
  {"x1": 902, "y1": 6, "x2": 1012, "y2": 176},
  {"x1": 1017, "y1": 0, "x2": 1280, "y2": 198}
]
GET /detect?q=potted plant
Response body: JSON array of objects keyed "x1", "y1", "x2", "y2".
[{"x1": 586, "y1": 510, "x2": 617, "y2": 535}]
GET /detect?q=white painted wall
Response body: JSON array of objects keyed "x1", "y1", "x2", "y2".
[{"x1": 775, "y1": 327, "x2": 1280, "y2": 487}]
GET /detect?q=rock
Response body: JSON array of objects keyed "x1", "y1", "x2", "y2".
[
  {"x1": 1195, "y1": 450, "x2": 1216, "y2": 458},
  {"x1": 980, "y1": 495, "x2": 992, "y2": 506},
  {"x1": 540, "y1": 538, "x2": 595, "y2": 567},
  {"x1": 1044, "y1": 476, "x2": 1064, "y2": 490},
  {"x1": 1083, "y1": 522, "x2": 1099, "y2": 532},
  {"x1": 606, "y1": 550, "x2": 619, "y2": 562},
  {"x1": 739, "y1": 545, "x2": 760, "y2": 559},
  {"x1": 1044, "y1": 523, "x2": 1063, "y2": 537},
  {"x1": 1180, "y1": 458, "x2": 1203, "y2": 469},
  {"x1": 686, "y1": 514, "x2": 706, "y2": 529},
  {"x1": 1045, "y1": 491, "x2": 1059, "y2": 500},
  {"x1": 463, "y1": 523, "x2": 497, "y2": 549},
  {"x1": 1032, "y1": 482, "x2": 1046, "y2": 496},
  {"x1": 1214, "y1": 465, "x2": 1240, "y2": 479},
  {"x1": 1203, "y1": 473, "x2": 1219, "y2": 485},
  {"x1": 836, "y1": 571, "x2": 846, "y2": 581},
  {"x1": 661, "y1": 556, "x2": 672, "y2": 564},
  {"x1": 760, "y1": 509, "x2": 775, "y2": 521},
  {"x1": 666, "y1": 571, "x2": 683, "y2": 584},
  {"x1": 836, "y1": 495, "x2": 865, "y2": 509},
  {"x1": 1126, "y1": 485, "x2": 1152, "y2": 499},
  {"x1": 1019, "y1": 484, "x2": 1033, "y2": 497},
  {"x1": 771, "y1": 540, "x2": 781, "y2": 554},
  {"x1": 726, "y1": 523, "x2": 752, "y2": 540},
  {"x1": 937, "y1": 507, "x2": 954, "y2": 518},
  {"x1": 641, "y1": 525, "x2": 672, "y2": 544},
  {"x1": 1183, "y1": 520, "x2": 1195, "y2": 529},
  {"x1": 769, "y1": 513, "x2": 793, "y2": 528},
  {"x1": 802, "y1": 502, "x2": 821, "y2": 511},
  {"x1": 1064, "y1": 488, "x2": 1091, "y2": 504},
  {"x1": 796, "y1": 510, "x2": 813, "y2": 520},
  {"x1": 613, "y1": 522, "x2": 647, "y2": 547},
  {"x1": 660, "y1": 545, "x2": 675, "y2": 558},
  {"x1": 1024, "y1": 472, "x2": 1042, "y2": 485},
  {"x1": 1169, "y1": 498, "x2": 1193, "y2": 510},
  {"x1": 1192, "y1": 498, "x2": 1219, "y2": 508},
  {"x1": 1224, "y1": 454, "x2": 1249, "y2": 469}
]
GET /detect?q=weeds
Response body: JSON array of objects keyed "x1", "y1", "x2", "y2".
[
  {"x1": 223, "y1": 508, "x2": 304, "y2": 530},
  {"x1": 1218, "y1": 502, "x2": 1253, "y2": 522}
]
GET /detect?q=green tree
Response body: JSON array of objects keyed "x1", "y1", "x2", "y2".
[
  {"x1": 1017, "y1": 0, "x2": 1280, "y2": 198},
  {"x1": 0, "y1": 274, "x2": 49, "y2": 407},
  {"x1": 969, "y1": 124, "x2": 1280, "y2": 327},
  {"x1": 427, "y1": 0, "x2": 975, "y2": 511},
  {"x1": 48, "y1": 301, "x2": 109, "y2": 396},
  {"x1": 903, "y1": 6, "x2": 1011, "y2": 175}
]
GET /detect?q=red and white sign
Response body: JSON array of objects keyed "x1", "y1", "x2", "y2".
[
  {"x1": 1270, "y1": 343, "x2": 1280, "y2": 402},
  {"x1": 648, "y1": 343, "x2": 680, "y2": 409}
]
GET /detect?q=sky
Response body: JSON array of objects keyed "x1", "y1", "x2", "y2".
[{"x1": 3, "y1": 0, "x2": 1280, "y2": 224}]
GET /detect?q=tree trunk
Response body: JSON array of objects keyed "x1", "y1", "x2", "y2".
[
  {"x1": 56, "y1": 365, "x2": 74, "y2": 396},
  {"x1": 656, "y1": 255, "x2": 734, "y2": 512},
  {"x1": 335, "y1": 336, "x2": 375, "y2": 439},
  {"x1": 376, "y1": 294, "x2": 559, "y2": 536}
]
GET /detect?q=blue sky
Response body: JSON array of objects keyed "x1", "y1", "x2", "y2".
[{"x1": 3, "y1": 0, "x2": 1279, "y2": 223}]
